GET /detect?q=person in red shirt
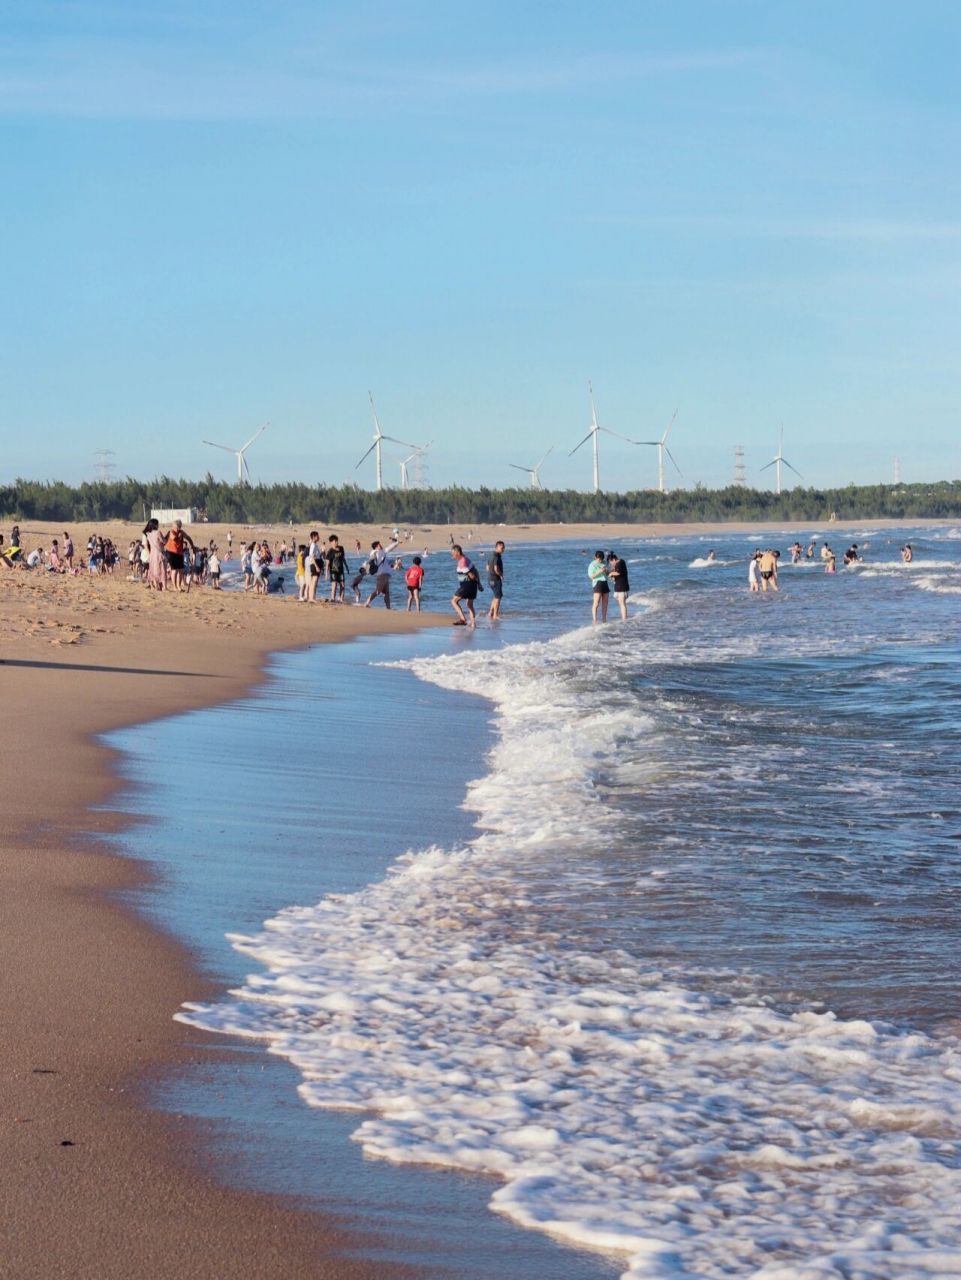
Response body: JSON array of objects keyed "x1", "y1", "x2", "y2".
[{"x1": 405, "y1": 556, "x2": 425, "y2": 612}]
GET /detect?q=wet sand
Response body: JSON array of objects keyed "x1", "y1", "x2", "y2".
[{"x1": 0, "y1": 565, "x2": 442, "y2": 1279}]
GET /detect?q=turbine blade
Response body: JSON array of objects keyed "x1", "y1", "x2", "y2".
[
  {"x1": 569, "y1": 430, "x2": 594, "y2": 457},
  {"x1": 368, "y1": 391, "x2": 382, "y2": 437},
  {"x1": 759, "y1": 459, "x2": 777, "y2": 472},
  {"x1": 536, "y1": 446, "x2": 554, "y2": 468},
  {"x1": 782, "y1": 459, "x2": 803, "y2": 478},
  {"x1": 509, "y1": 464, "x2": 534, "y2": 473},
  {"x1": 665, "y1": 446, "x2": 683, "y2": 476},
  {"x1": 203, "y1": 440, "x2": 235, "y2": 453},
  {"x1": 600, "y1": 427, "x2": 643, "y2": 445},
  {"x1": 661, "y1": 408, "x2": 679, "y2": 445},
  {"x1": 380, "y1": 433, "x2": 418, "y2": 450},
  {"x1": 355, "y1": 442, "x2": 377, "y2": 469},
  {"x1": 239, "y1": 422, "x2": 268, "y2": 453}
]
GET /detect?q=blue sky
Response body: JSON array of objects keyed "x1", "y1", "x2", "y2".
[{"x1": 1, "y1": 1, "x2": 958, "y2": 491}]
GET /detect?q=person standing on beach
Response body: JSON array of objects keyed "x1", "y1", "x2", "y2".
[
  {"x1": 365, "y1": 538, "x2": 400, "y2": 608},
  {"x1": 486, "y1": 541, "x2": 505, "y2": 619},
  {"x1": 325, "y1": 535, "x2": 349, "y2": 603},
  {"x1": 143, "y1": 519, "x2": 166, "y2": 590},
  {"x1": 163, "y1": 520, "x2": 194, "y2": 592},
  {"x1": 607, "y1": 551, "x2": 630, "y2": 620},
  {"x1": 63, "y1": 531, "x2": 74, "y2": 569},
  {"x1": 450, "y1": 544, "x2": 479, "y2": 627},
  {"x1": 226, "y1": 529, "x2": 233, "y2": 558},
  {"x1": 588, "y1": 550, "x2": 609, "y2": 623},
  {"x1": 306, "y1": 531, "x2": 323, "y2": 602}
]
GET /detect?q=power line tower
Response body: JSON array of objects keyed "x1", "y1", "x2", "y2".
[
  {"x1": 733, "y1": 444, "x2": 747, "y2": 487},
  {"x1": 893, "y1": 456, "x2": 902, "y2": 485},
  {"x1": 411, "y1": 450, "x2": 429, "y2": 490},
  {"x1": 93, "y1": 449, "x2": 116, "y2": 483}
]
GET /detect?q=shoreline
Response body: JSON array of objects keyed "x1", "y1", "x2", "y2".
[
  {"x1": 1, "y1": 514, "x2": 953, "y2": 1276},
  {"x1": 0, "y1": 568, "x2": 445, "y2": 1279}
]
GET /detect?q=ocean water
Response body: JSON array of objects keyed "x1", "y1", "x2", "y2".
[{"x1": 120, "y1": 528, "x2": 961, "y2": 1279}]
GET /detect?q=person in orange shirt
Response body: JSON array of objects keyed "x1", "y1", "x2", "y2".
[{"x1": 163, "y1": 519, "x2": 195, "y2": 592}]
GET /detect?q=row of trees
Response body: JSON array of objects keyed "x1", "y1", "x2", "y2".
[{"x1": 2, "y1": 476, "x2": 960, "y2": 524}]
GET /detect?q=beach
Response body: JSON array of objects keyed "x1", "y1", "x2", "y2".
[
  {"x1": 0, "y1": 555, "x2": 444, "y2": 1279},
  {"x1": 2, "y1": 517, "x2": 960, "y2": 1279}
]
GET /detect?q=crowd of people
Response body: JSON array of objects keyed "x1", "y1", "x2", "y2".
[
  {"x1": 746, "y1": 538, "x2": 879, "y2": 592},
  {"x1": 4, "y1": 519, "x2": 922, "y2": 629}
]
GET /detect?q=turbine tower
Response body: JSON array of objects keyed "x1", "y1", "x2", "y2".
[
  {"x1": 355, "y1": 392, "x2": 417, "y2": 492},
  {"x1": 638, "y1": 409, "x2": 682, "y2": 493},
  {"x1": 509, "y1": 446, "x2": 553, "y2": 491},
  {"x1": 760, "y1": 427, "x2": 802, "y2": 495},
  {"x1": 203, "y1": 423, "x2": 268, "y2": 484},
  {"x1": 569, "y1": 383, "x2": 641, "y2": 494}
]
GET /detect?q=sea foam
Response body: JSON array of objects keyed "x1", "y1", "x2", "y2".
[{"x1": 179, "y1": 626, "x2": 961, "y2": 1279}]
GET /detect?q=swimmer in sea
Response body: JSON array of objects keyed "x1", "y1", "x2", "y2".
[
  {"x1": 758, "y1": 548, "x2": 779, "y2": 592},
  {"x1": 901, "y1": 544, "x2": 913, "y2": 563},
  {"x1": 748, "y1": 550, "x2": 761, "y2": 593},
  {"x1": 706, "y1": 549, "x2": 716, "y2": 563}
]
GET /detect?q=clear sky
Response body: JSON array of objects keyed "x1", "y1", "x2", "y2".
[{"x1": 1, "y1": 1, "x2": 958, "y2": 491}]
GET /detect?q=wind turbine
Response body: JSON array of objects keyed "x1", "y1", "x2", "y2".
[
  {"x1": 396, "y1": 441, "x2": 432, "y2": 491},
  {"x1": 569, "y1": 383, "x2": 641, "y2": 494},
  {"x1": 760, "y1": 427, "x2": 803, "y2": 495},
  {"x1": 355, "y1": 392, "x2": 417, "y2": 492},
  {"x1": 203, "y1": 423, "x2": 268, "y2": 484},
  {"x1": 638, "y1": 409, "x2": 682, "y2": 493},
  {"x1": 509, "y1": 446, "x2": 553, "y2": 491}
]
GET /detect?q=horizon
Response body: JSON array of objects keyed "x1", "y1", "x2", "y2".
[{"x1": 2, "y1": 2, "x2": 958, "y2": 490}]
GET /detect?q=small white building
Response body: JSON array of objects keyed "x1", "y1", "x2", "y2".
[{"x1": 150, "y1": 507, "x2": 197, "y2": 525}]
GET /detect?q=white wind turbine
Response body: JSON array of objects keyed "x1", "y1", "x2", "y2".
[
  {"x1": 638, "y1": 409, "x2": 682, "y2": 493},
  {"x1": 509, "y1": 446, "x2": 553, "y2": 490},
  {"x1": 203, "y1": 422, "x2": 268, "y2": 484},
  {"x1": 760, "y1": 427, "x2": 803, "y2": 495},
  {"x1": 355, "y1": 392, "x2": 418, "y2": 492},
  {"x1": 569, "y1": 383, "x2": 641, "y2": 494}
]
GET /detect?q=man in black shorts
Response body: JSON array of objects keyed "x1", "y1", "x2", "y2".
[
  {"x1": 325, "y1": 534, "x2": 348, "y2": 602},
  {"x1": 486, "y1": 540, "x2": 505, "y2": 619},
  {"x1": 607, "y1": 551, "x2": 630, "y2": 621},
  {"x1": 450, "y1": 544, "x2": 478, "y2": 627}
]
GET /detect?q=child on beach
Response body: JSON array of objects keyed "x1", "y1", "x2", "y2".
[
  {"x1": 296, "y1": 544, "x2": 308, "y2": 600},
  {"x1": 405, "y1": 556, "x2": 424, "y2": 611},
  {"x1": 350, "y1": 563, "x2": 368, "y2": 603}
]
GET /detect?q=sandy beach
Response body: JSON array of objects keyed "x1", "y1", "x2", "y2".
[
  {"x1": 1, "y1": 513, "x2": 955, "y2": 1277},
  {"x1": 0, "y1": 551, "x2": 444, "y2": 1279}
]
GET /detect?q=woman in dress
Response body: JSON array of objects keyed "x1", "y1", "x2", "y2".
[{"x1": 143, "y1": 518, "x2": 166, "y2": 590}]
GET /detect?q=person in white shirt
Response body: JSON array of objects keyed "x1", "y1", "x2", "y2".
[{"x1": 364, "y1": 538, "x2": 400, "y2": 609}]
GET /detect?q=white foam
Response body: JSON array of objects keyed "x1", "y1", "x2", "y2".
[{"x1": 179, "y1": 628, "x2": 961, "y2": 1279}]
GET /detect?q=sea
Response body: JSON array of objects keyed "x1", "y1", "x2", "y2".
[{"x1": 103, "y1": 526, "x2": 961, "y2": 1280}]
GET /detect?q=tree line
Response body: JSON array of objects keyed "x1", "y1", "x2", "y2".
[{"x1": 2, "y1": 476, "x2": 960, "y2": 525}]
